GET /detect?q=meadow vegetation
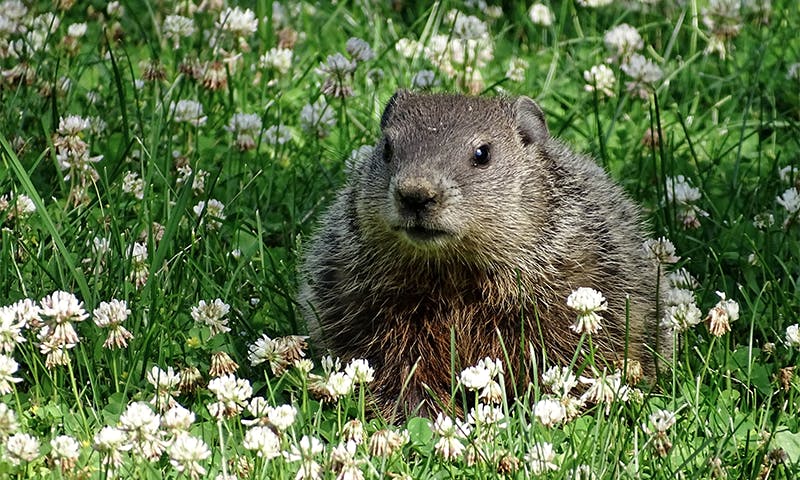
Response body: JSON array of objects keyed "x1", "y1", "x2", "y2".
[{"x1": 1, "y1": 0, "x2": 799, "y2": 478}]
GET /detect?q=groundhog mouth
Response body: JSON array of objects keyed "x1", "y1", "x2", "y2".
[{"x1": 396, "y1": 225, "x2": 449, "y2": 243}]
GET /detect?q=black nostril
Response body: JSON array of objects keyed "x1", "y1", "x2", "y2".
[{"x1": 396, "y1": 185, "x2": 437, "y2": 214}]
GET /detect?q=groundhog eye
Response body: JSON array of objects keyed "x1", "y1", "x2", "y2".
[
  {"x1": 472, "y1": 144, "x2": 491, "y2": 167},
  {"x1": 382, "y1": 139, "x2": 393, "y2": 163}
]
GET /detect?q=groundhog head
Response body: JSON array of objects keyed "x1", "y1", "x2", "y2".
[{"x1": 355, "y1": 91, "x2": 551, "y2": 263}]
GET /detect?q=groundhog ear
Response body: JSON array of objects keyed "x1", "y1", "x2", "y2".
[
  {"x1": 513, "y1": 96, "x2": 549, "y2": 146},
  {"x1": 380, "y1": 90, "x2": 409, "y2": 129}
]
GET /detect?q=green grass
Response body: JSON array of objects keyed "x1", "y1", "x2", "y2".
[{"x1": 1, "y1": 0, "x2": 799, "y2": 478}]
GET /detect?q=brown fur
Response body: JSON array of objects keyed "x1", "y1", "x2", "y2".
[{"x1": 298, "y1": 92, "x2": 667, "y2": 419}]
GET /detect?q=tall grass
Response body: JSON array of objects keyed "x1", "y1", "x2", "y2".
[{"x1": 0, "y1": 0, "x2": 798, "y2": 478}]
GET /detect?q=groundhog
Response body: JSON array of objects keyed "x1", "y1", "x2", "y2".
[{"x1": 298, "y1": 91, "x2": 667, "y2": 419}]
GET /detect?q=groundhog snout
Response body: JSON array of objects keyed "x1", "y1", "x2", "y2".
[{"x1": 394, "y1": 178, "x2": 440, "y2": 217}]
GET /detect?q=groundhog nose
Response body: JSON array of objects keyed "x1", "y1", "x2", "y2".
[{"x1": 395, "y1": 180, "x2": 438, "y2": 215}]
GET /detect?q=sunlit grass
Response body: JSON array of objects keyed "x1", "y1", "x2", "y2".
[{"x1": 0, "y1": 0, "x2": 799, "y2": 478}]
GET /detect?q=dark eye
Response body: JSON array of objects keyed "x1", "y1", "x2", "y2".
[
  {"x1": 382, "y1": 138, "x2": 393, "y2": 163},
  {"x1": 472, "y1": 144, "x2": 491, "y2": 167}
]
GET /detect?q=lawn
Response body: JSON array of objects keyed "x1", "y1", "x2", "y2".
[{"x1": 1, "y1": 0, "x2": 799, "y2": 478}]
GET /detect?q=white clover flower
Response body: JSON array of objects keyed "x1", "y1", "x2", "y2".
[
  {"x1": 647, "y1": 409, "x2": 677, "y2": 433},
  {"x1": 432, "y1": 413, "x2": 470, "y2": 461},
  {"x1": 705, "y1": 291, "x2": 740, "y2": 337},
  {"x1": 542, "y1": 365, "x2": 578, "y2": 397},
  {"x1": 2, "y1": 0, "x2": 27, "y2": 21},
  {"x1": 263, "y1": 124, "x2": 292, "y2": 145},
  {"x1": 248, "y1": 334, "x2": 284, "y2": 371},
  {"x1": 666, "y1": 268, "x2": 699, "y2": 290},
  {"x1": 411, "y1": 70, "x2": 438, "y2": 89},
  {"x1": 38, "y1": 290, "x2": 88, "y2": 353},
  {"x1": 93, "y1": 299, "x2": 134, "y2": 349},
  {"x1": 225, "y1": 112, "x2": 262, "y2": 151},
  {"x1": 67, "y1": 22, "x2": 87, "y2": 38},
  {"x1": 243, "y1": 426, "x2": 281, "y2": 459},
  {"x1": 319, "y1": 52, "x2": 357, "y2": 98},
  {"x1": 662, "y1": 302, "x2": 703, "y2": 333},
  {"x1": 11, "y1": 298, "x2": 40, "y2": 326},
  {"x1": 121, "y1": 171, "x2": 144, "y2": 200},
  {"x1": 344, "y1": 358, "x2": 374, "y2": 384},
  {"x1": 0, "y1": 354, "x2": 22, "y2": 394},
  {"x1": 528, "y1": 4, "x2": 555, "y2": 26},
  {"x1": 368, "y1": 429, "x2": 408, "y2": 457},
  {"x1": 0, "y1": 403, "x2": 19, "y2": 439},
  {"x1": 163, "y1": 14, "x2": 195, "y2": 48},
  {"x1": 146, "y1": 365, "x2": 181, "y2": 410},
  {"x1": 163, "y1": 404, "x2": 195, "y2": 433},
  {"x1": 327, "y1": 371, "x2": 355, "y2": 397},
  {"x1": 583, "y1": 64, "x2": 616, "y2": 97},
  {"x1": 209, "y1": 351, "x2": 240, "y2": 377},
  {"x1": 93, "y1": 425, "x2": 132, "y2": 470},
  {"x1": 300, "y1": 97, "x2": 336, "y2": 137},
  {"x1": 777, "y1": 187, "x2": 800, "y2": 214},
  {"x1": 267, "y1": 404, "x2": 297, "y2": 431},
  {"x1": 89, "y1": 116, "x2": 107, "y2": 134},
  {"x1": 341, "y1": 419, "x2": 365, "y2": 445},
  {"x1": 129, "y1": 241, "x2": 148, "y2": 264},
  {"x1": 578, "y1": 0, "x2": 613, "y2": 6},
  {"x1": 478, "y1": 357, "x2": 504, "y2": 378},
  {"x1": 57, "y1": 115, "x2": 90, "y2": 136},
  {"x1": 225, "y1": 112, "x2": 262, "y2": 134},
  {"x1": 5, "y1": 432, "x2": 40, "y2": 465},
  {"x1": 779, "y1": 165, "x2": 798, "y2": 183},
  {"x1": 40, "y1": 290, "x2": 89, "y2": 327},
  {"x1": 322, "y1": 355, "x2": 342, "y2": 375},
  {"x1": 169, "y1": 434, "x2": 210, "y2": 479},
  {"x1": 0, "y1": 306, "x2": 26, "y2": 353},
  {"x1": 788, "y1": 63, "x2": 800, "y2": 80},
  {"x1": 207, "y1": 374, "x2": 252, "y2": 417},
  {"x1": 666, "y1": 175, "x2": 702, "y2": 204},
  {"x1": 49, "y1": 434, "x2": 80, "y2": 471},
  {"x1": 460, "y1": 364, "x2": 492, "y2": 390},
  {"x1": 785, "y1": 324, "x2": 800, "y2": 348},
  {"x1": 193, "y1": 199, "x2": 226, "y2": 229},
  {"x1": 664, "y1": 287, "x2": 695, "y2": 307},
  {"x1": 621, "y1": 54, "x2": 663, "y2": 98},
  {"x1": 259, "y1": 47, "x2": 293, "y2": 74},
  {"x1": 245, "y1": 396, "x2": 270, "y2": 419},
  {"x1": 644, "y1": 409, "x2": 677, "y2": 457},
  {"x1": 453, "y1": 15, "x2": 488, "y2": 40},
  {"x1": 506, "y1": 57, "x2": 529, "y2": 83},
  {"x1": 284, "y1": 435, "x2": 325, "y2": 480},
  {"x1": 118, "y1": 401, "x2": 164, "y2": 461},
  {"x1": 37, "y1": 332, "x2": 72, "y2": 369},
  {"x1": 395, "y1": 38, "x2": 419, "y2": 58},
  {"x1": 170, "y1": 100, "x2": 206, "y2": 126},
  {"x1": 215, "y1": 7, "x2": 258, "y2": 37},
  {"x1": 467, "y1": 403, "x2": 506, "y2": 428},
  {"x1": 480, "y1": 379, "x2": 504, "y2": 404},
  {"x1": 190, "y1": 299, "x2": 230, "y2": 336},
  {"x1": 642, "y1": 237, "x2": 680, "y2": 264},
  {"x1": 346, "y1": 37, "x2": 375, "y2": 62},
  {"x1": 532, "y1": 397, "x2": 567, "y2": 427},
  {"x1": 330, "y1": 440, "x2": 364, "y2": 480},
  {"x1": 579, "y1": 370, "x2": 630, "y2": 414},
  {"x1": 567, "y1": 287, "x2": 607, "y2": 335},
  {"x1": 525, "y1": 442, "x2": 558, "y2": 475},
  {"x1": 319, "y1": 52, "x2": 357, "y2": 76},
  {"x1": 604, "y1": 24, "x2": 643, "y2": 59},
  {"x1": 93, "y1": 299, "x2": 131, "y2": 328},
  {"x1": 2, "y1": 193, "x2": 36, "y2": 219}
]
